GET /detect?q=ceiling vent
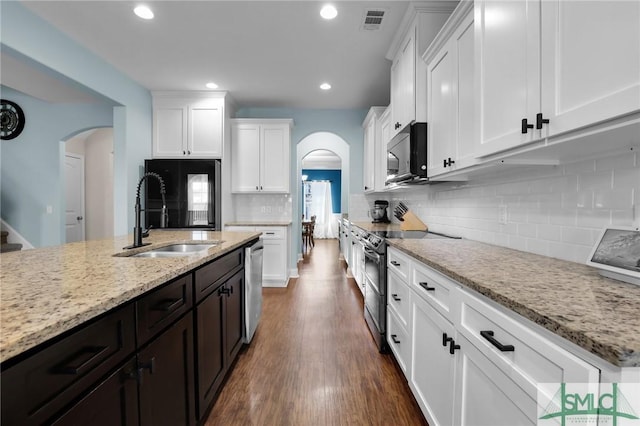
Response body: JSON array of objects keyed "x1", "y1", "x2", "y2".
[{"x1": 361, "y1": 9, "x2": 386, "y2": 31}]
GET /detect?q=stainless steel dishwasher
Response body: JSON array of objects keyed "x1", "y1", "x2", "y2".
[{"x1": 244, "y1": 239, "x2": 264, "y2": 343}]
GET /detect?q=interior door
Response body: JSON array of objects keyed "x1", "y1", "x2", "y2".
[{"x1": 65, "y1": 154, "x2": 85, "y2": 243}]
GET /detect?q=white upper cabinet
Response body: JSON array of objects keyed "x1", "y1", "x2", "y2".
[
  {"x1": 391, "y1": 32, "x2": 416, "y2": 137},
  {"x1": 387, "y1": 4, "x2": 456, "y2": 140},
  {"x1": 362, "y1": 107, "x2": 386, "y2": 193},
  {"x1": 152, "y1": 92, "x2": 225, "y2": 158},
  {"x1": 425, "y1": 3, "x2": 476, "y2": 178},
  {"x1": 475, "y1": 0, "x2": 640, "y2": 158},
  {"x1": 540, "y1": 1, "x2": 640, "y2": 137},
  {"x1": 231, "y1": 119, "x2": 292, "y2": 193}
]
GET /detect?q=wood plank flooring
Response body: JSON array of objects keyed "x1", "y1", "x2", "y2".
[{"x1": 205, "y1": 239, "x2": 427, "y2": 426}]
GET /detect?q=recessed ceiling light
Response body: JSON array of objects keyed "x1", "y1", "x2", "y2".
[
  {"x1": 320, "y1": 4, "x2": 338, "y2": 20},
  {"x1": 205, "y1": 82, "x2": 219, "y2": 89},
  {"x1": 320, "y1": 83, "x2": 332, "y2": 90},
  {"x1": 134, "y1": 5, "x2": 154, "y2": 20}
]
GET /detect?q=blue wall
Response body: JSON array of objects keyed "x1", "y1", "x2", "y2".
[
  {"x1": 1, "y1": 2, "x2": 152, "y2": 240},
  {"x1": 0, "y1": 86, "x2": 114, "y2": 247},
  {"x1": 302, "y1": 169, "x2": 342, "y2": 213}
]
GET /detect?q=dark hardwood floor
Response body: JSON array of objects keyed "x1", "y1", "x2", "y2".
[{"x1": 205, "y1": 239, "x2": 427, "y2": 425}]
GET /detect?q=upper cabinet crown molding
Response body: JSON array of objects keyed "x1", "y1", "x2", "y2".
[
  {"x1": 385, "y1": 1, "x2": 459, "y2": 61},
  {"x1": 422, "y1": 0, "x2": 474, "y2": 64}
]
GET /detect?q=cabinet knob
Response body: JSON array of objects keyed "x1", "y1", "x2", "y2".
[
  {"x1": 521, "y1": 118, "x2": 534, "y2": 134},
  {"x1": 447, "y1": 158, "x2": 455, "y2": 167},
  {"x1": 536, "y1": 113, "x2": 550, "y2": 129},
  {"x1": 76, "y1": 216, "x2": 83, "y2": 221},
  {"x1": 256, "y1": 186, "x2": 259, "y2": 190},
  {"x1": 183, "y1": 150, "x2": 186, "y2": 155},
  {"x1": 187, "y1": 150, "x2": 191, "y2": 155}
]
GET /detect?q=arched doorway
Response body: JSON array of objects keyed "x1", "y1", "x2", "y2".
[
  {"x1": 295, "y1": 132, "x2": 349, "y2": 261},
  {"x1": 301, "y1": 149, "x2": 342, "y2": 240}
]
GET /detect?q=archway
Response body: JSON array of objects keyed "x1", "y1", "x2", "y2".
[{"x1": 295, "y1": 132, "x2": 350, "y2": 262}]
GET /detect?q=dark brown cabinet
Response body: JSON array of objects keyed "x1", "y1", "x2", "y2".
[
  {"x1": 1, "y1": 304, "x2": 136, "y2": 426},
  {"x1": 52, "y1": 357, "x2": 139, "y2": 426},
  {"x1": 194, "y1": 249, "x2": 245, "y2": 420},
  {"x1": 138, "y1": 312, "x2": 195, "y2": 426}
]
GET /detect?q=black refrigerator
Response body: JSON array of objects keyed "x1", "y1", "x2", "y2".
[{"x1": 144, "y1": 159, "x2": 221, "y2": 230}]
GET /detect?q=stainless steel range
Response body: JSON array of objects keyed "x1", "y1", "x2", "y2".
[{"x1": 361, "y1": 229, "x2": 460, "y2": 352}]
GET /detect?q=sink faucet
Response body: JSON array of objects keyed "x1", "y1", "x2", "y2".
[{"x1": 124, "y1": 172, "x2": 168, "y2": 249}]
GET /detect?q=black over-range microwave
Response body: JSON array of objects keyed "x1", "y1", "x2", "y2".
[{"x1": 386, "y1": 122, "x2": 428, "y2": 186}]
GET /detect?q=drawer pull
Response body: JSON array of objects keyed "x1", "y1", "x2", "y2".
[
  {"x1": 481, "y1": 330, "x2": 515, "y2": 352},
  {"x1": 391, "y1": 334, "x2": 401, "y2": 344},
  {"x1": 54, "y1": 345, "x2": 110, "y2": 375},
  {"x1": 419, "y1": 282, "x2": 436, "y2": 291},
  {"x1": 390, "y1": 261, "x2": 401, "y2": 267},
  {"x1": 449, "y1": 340, "x2": 461, "y2": 355},
  {"x1": 219, "y1": 286, "x2": 231, "y2": 296},
  {"x1": 152, "y1": 298, "x2": 183, "y2": 312},
  {"x1": 442, "y1": 333, "x2": 453, "y2": 347},
  {"x1": 264, "y1": 232, "x2": 275, "y2": 235},
  {"x1": 391, "y1": 294, "x2": 401, "y2": 302}
]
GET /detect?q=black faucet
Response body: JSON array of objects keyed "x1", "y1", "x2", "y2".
[{"x1": 124, "y1": 172, "x2": 168, "y2": 249}]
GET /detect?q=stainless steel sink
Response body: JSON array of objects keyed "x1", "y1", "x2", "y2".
[{"x1": 120, "y1": 242, "x2": 221, "y2": 258}]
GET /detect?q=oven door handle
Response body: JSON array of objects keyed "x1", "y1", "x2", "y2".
[{"x1": 363, "y1": 246, "x2": 381, "y2": 261}]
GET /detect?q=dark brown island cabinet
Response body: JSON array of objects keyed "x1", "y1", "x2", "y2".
[{"x1": 1, "y1": 243, "x2": 253, "y2": 426}]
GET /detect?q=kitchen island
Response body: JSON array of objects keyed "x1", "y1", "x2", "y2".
[
  {"x1": 0, "y1": 229, "x2": 261, "y2": 426},
  {"x1": 0, "y1": 229, "x2": 260, "y2": 363}
]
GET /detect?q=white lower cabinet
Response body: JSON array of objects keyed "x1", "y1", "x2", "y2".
[
  {"x1": 225, "y1": 225, "x2": 289, "y2": 287},
  {"x1": 387, "y1": 249, "x2": 601, "y2": 426},
  {"x1": 410, "y1": 292, "x2": 456, "y2": 426},
  {"x1": 453, "y1": 333, "x2": 538, "y2": 426}
]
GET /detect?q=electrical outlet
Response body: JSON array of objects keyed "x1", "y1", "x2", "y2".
[
  {"x1": 46, "y1": 205, "x2": 53, "y2": 214},
  {"x1": 498, "y1": 205, "x2": 508, "y2": 225}
]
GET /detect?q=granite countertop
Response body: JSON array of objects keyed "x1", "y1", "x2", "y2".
[
  {"x1": 226, "y1": 221, "x2": 292, "y2": 226},
  {"x1": 387, "y1": 238, "x2": 640, "y2": 368},
  {"x1": 0, "y1": 230, "x2": 261, "y2": 363}
]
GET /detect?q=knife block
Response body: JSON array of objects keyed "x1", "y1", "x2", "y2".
[{"x1": 400, "y1": 211, "x2": 428, "y2": 231}]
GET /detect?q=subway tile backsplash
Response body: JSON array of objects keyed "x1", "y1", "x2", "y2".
[
  {"x1": 232, "y1": 194, "x2": 293, "y2": 222},
  {"x1": 356, "y1": 150, "x2": 639, "y2": 264}
]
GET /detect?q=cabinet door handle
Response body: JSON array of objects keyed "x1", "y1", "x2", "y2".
[
  {"x1": 139, "y1": 357, "x2": 156, "y2": 374},
  {"x1": 419, "y1": 282, "x2": 436, "y2": 291},
  {"x1": 390, "y1": 261, "x2": 400, "y2": 267},
  {"x1": 521, "y1": 118, "x2": 534, "y2": 134},
  {"x1": 392, "y1": 294, "x2": 401, "y2": 302},
  {"x1": 219, "y1": 286, "x2": 231, "y2": 296},
  {"x1": 54, "y1": 345, "x2": 110, "y2": 375},
  {"x1": 442, "y1": 333, "x2": 453, "y2": 347},
  {"x1": 447, "y1": 158, "x2": 455, "y2": 167},
  {"x1": 536, "y1": 112, "x2": 549, "y2": 129},
  {"x1": 152, "y1": 298, "x2": 183, "y2": 312},
  {"x1": 443, "y1": 158, "x2": 447, "y2": 168},
  {"x1": 391, "y1": 334, "x2": 401, "y2": 344},
  {"x1": 449, "y1": 339, "x2": 460, "y2": 355},
  {"x1": 480, "y1": 330, "x2": 515, "y2": 352}
]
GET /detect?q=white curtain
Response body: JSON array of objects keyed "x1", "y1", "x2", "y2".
[{"x1": 305, "y1": 181, "x2": 336, "y2": 239}]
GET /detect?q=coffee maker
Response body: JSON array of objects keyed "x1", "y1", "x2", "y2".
[{"x1": 371, "y1": 200, "x2": 390, "y2": 223}]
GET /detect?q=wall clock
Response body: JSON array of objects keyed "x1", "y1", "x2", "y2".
[{"x1": 1, "y1": 99, "x2": 26, "y2": 140}]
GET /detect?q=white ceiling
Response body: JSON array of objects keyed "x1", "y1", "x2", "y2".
[{"x1": 18, "y1": 0, "x2": 420, "y2": 109}]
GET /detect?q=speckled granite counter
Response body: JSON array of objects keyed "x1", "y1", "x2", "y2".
[
  {"x1": 387, "y1": 238, "x2": 640, "y2": 367},
  {"x1": 0, "y1": 230, "x2": 261, "y2": 364}
]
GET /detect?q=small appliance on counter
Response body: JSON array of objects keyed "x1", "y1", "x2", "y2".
[{"x1": 371, "y1": 200, "x2": 390, "y2": 223}]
